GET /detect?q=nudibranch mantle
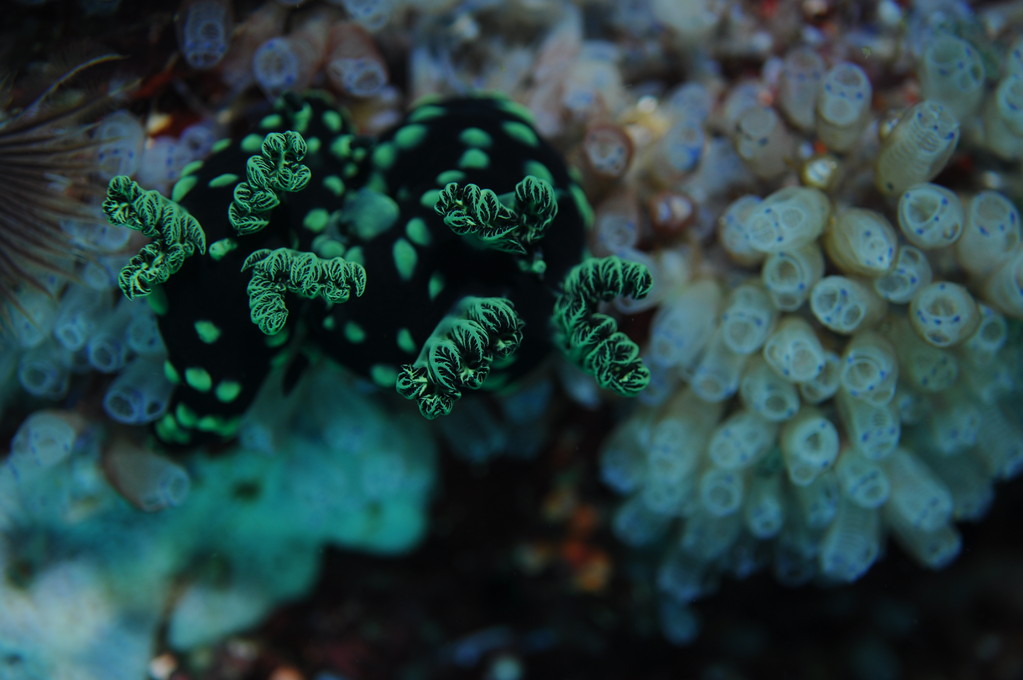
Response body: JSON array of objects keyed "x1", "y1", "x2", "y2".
[{"x1": 103, "y1": 92, "x2": 651, "y2": 445}]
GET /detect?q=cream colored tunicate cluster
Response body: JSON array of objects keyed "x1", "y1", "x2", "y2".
[{"x1": 592, "y1": 8, "x2": 1023, "y2": 643}]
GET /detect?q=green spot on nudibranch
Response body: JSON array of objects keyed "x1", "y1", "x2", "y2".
[
  {"x1": 212, "y1": 138, "x2": 232, "y2": 154},
  {"x1": 395, "y1": 123, "x2": 429, "y2": 150},
  {"x1": 428, "y1": 272, "x2": 444, "y2": 301},
  {"x1": 163, "y1": 361, "x2": 180, "y2": 384},
  {"x1": 185, "y1": 367, "x2": 213, "y2": 392},
  {"x1": 180, "y1": 160, "x2": 204, "y2": 177},
  {"x1": 171, "y1": 175, "x2": 198, "y2": 202},
  {"x1": 459, "y1": 127, "x2": 492, "y2": 148},
  {"x1": 322, "y1": 110, "x2": 343, "y2": 133},
  {"x1": 496, "y1": 98, "x2": 536, "y2": 124},
  {"x1": 312, "y1": 234, "x2": 346, "y2": 259},
  {"x1": 457, "y1": 148, "x2": 489, "y2": 170},
  {"x1": 524, "y1": 160, "x2": 554, "y2": 184},
  {"x1": 306, "y1": 137, "x2": 322, "y2": 154},
  {"x1": 344, "y1": 246, "x2": 364, "y2": 267},
  {"x1": 322, "y1": 315, "x2": 336, "y2": 331},
  {"x1": 407, "y1": 104, "x2": 445, "y2": 123},
  {"x1": 196, "y1": 414, "x2": 242, "y2": 435},
  {"x1": 344, "y1": 321, "x2": 366, "y2": 343},
  {"x1": 371, "y1": 364, "x2": 398, "y2": 388},
  {"x1": 372, "y1": 142, "x2": 397, "y2": 170},
  {"x1": 208, "y1": 173, "x2": 239, "y2": 189},
  {"x1": 323, "y1": 175, "x2": 345, "y2": 196},
  {"x1": 290, "y1": 102, "x2": 313, "y2": 134},
  {"x1": 265, "y1": 328, "x2": 290, "y2": 347},
  {"x1": 406, "y1": 217, "x2": 431, "y2": 246},
  {"x1": 393, "y1": 238, "x2": 417, "y2": 281},
  {"x1": 397, "y1": 327, "x2": 417, "y2": 354},
  {"x1": 176, "y1": 402, "x2": 199, "y2": 428},
  {"x1": 194, "y1": 320, "x2": 222, "y2": 344},
  {"x1": 155, "y1": 415, "x2": 187, "y2": 444},
  {"x1": 420, "y1": 188, "x2": 441, "y2": 209},
  {"x1": 303, "y1": 208, "x2": 330, "y2": 233},
  {"x1": 259, "y1": 113, "x2": 283, "y2": 129},
  {"x1": 502, "y1": 121, "x2": 539, "y2": 147},
  {"x1": 330, "y1": 135, "x2": 353, "y2": 160},
  {"x1": 215, "y1": 380, "x2": 243, "y2": 403},
  {"x1": 209, "y1": 238, "x2": 237, "y2": 261},
  {"x1": 436, "y1": 170, "x2": 465, "y2": 185},
  {"x1": 240, "y1": 133, "x2": 263, "y2": 153}
]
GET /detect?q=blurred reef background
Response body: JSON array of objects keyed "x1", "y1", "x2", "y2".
[{"x1": 1, "y1": 0, "x2": 1022, "y2": 679}]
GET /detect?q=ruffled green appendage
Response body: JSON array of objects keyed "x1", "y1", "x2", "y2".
[
  {"x1": 102, "y1": 175, "x2": 207, "y2": 300},
  {"x1": 242, "y1": 247, "x2": 367, "y2": 336},
  {"x1": 553, "y1": 256, "x2": 653, "y2": 396},
  {"x1": 396, "y1": 297, "x2": 524, "y2": 419},
  {"x1": 229, "y1": 131, "x2": 311, "y2": 235},
  {"x1": 434, "y1": 176, "x2": 557, "y2": 268}
]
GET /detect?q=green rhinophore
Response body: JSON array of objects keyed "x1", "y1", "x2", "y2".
[
  {"x1": 229, "y1": 131, "x2": 312, "y2": 235},
  {"x1": 434, "y1": 175, "x2": 557, "y2": 260},
  {"x1": 552, "y1": 256, "x2": 653, "y2": 396},
  {"x1": 395, "y1": 297, "x2": 524, "y2": 419},
  {"x1": 242, "y1": 247, "x2": 367, "y2": 336},
  {"x1": 102, "y1": 175, "x2": 207, "y2": 301}
]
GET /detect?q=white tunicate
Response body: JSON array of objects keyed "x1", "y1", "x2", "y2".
[
  {"x1": 93, "y1": 110, "x2": 145, "y2": 178},
  {"x1": 884, "y1": 448, "x2": 953, "y2": 533},
  {"x1": 733, "y1": 106, "x2": 792, "y2": 179},
  {"x1": 836, "y1": 390, "x2": 900, "y2": 461},
  {"x1": 908, "y1": 281, "x2": 980, "y2": 347},
  {"x1": 53, "y1": 285, "x2": 110, "y2": 351},
  {"x1": 815, "y1": 62, "x2": 873, "y2": 151},
  {"x1": 707, "y1": 409, "x2": 777, "y2": 470},
  {"x1": 798, "y1": 350, "x2": 842, "y2": 404},
  {"x1": 778, "y1": 47, "x2": 825, "y2": 132},
  {"x1": 740, "y1": 356, "x2": 800, "y2": 421},
  {"x1": 824, "y1": 208, "x2": 898, "y2": 277},
  {"x1": 897, "y1": 183, "x2": 964, "y2": 249},
  {"x1": 810, "y1": 276, "x2": 887, "y2": 334},
  {"x1": 9, "y1": 411, "x2": 80, "y2": 469},
  {"x1": 875, "y1": 100, "x2": 959, "y2": 196},
  {"x1": 834, "y1": 446, "x2": 891, "y2": 508},
  {"x1": 698, "y1": 468, "x2": 745, "y2": 517},
  {"x1": 959, "y1": 304, "x2": 1008, "y2": 364},
  {"x1": 744, "y1": 471, "x2": 785, "y2": 539},
  {"x1": 103, "y1": 356, "x2": 174, "y2": 425},
  {"x1": 839, "y1": 331, "x2": 898, "y2": 406},
  {"x1": 646, "y1": 279, "x2": 721, "y2": 371},
  {"x1": 690, "y1": 329, "x2": 748, "y2": 402},
  {"x1": 780, "y1": 409, "x2": 840, "y2": 486},
  {"x1": 819, "y1": 499, "x2": 881, "y2": 583},
  {"x1": 873, "y1": 245, "x2": 933, "y2": 304},
  {"x1": 982, "y1": 247, "x2": 1023, "y2": 318},
  {"x1": 762, "y1": 316, "x2": 825, "y2": 383},
  {"x1": 794, "y1": 470, "x2": 839, "y2": 529},
  {"x1": 718, "y1": 195, "x2": 765, "y2": 266},
  {"x1": 918, "y1": 35, "x2": 985, "y2": 120},
  {"x1": 177, "y1": 0, "x2": 233, "y2": 70},
  {"x1": 18, "y1": 339, "x2": 71, "y2": 400},
  {"x1": 745, "y1": 186, "x2": 831, "y2": 253},
  {"x1": 719, "y1": 283, "x2": 776, "y2": 354},
  {"x1": 761, "y1": 243, "x2": 825, "y2": 310},
  {"x1": 955, "y1": 191, "x2": 1021, "y2": 278}
]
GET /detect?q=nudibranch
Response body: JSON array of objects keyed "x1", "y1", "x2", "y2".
[{"x1": 103, "y1": 92, "x2": 652, "y2": 445}]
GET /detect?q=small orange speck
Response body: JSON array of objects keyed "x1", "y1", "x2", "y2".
[{"x1": 270, "y1": 666, "x2": 304, "y2": 680}]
